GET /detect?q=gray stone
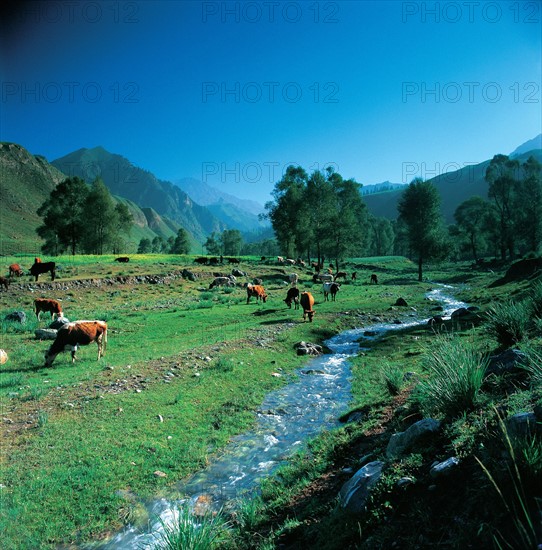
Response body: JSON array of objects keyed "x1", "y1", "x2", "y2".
[
  {"x1": 339, "y1": 460, "x2": 384, "y2": 513},
  {"x1": 5, "y1": 311, "x2": 26, "y2": 323},
  {"x1": 49, "y1": 317, "x2": 70, "y2": 329},
  {"x1": 386, "y1": 418, "x2": 441, "y2": 459},
  {"x1": 430, "y1": 457, "x2": 460, "y2": 478},
  {"x1": 505, "y1": 412, "x2": 539, "y2": 439},
  {"x1": 35, "y1": 328, "x2": 58, "y2": 340}
]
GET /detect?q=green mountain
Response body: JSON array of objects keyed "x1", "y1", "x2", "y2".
[
  {"x1": 0, "y1": 143, "x2": 188, "y2": 255},
  {"x1": 364, "y1": 149, "x2": 542, "y2": 223},
  {"x1": 51, "y1": 147, "x2": 225, "y2": 242}
]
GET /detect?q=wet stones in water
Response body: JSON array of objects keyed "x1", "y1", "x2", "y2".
[{"x1": 294, "y1": 341, "x2": 323, "y2": 356}]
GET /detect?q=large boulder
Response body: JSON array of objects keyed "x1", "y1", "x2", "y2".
[
  {"x1": 294, "y1": 341, "x2": 323, "y2": 356},
  {"x1": 5, "y1": 311, "x2": 26, "y2": 323},
  {"x1": 485, "y1": 349, "x2": 526, "y2": 377},
  {"x1": 49, "y1": 317, "x2": 70, "y2": 329},
  {"x1": 339, "y1": 460, "x2": 384, "y2": 513},
  {"x1": 386, "y1": 418, "x2": 441, "y2": 459},
  {"x1": 35, "y1": 328, "x2": 58, "y2": 340}
]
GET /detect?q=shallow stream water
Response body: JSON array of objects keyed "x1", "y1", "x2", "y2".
[{"x1": 95, "y1": 285, "x2": 467, "y2": 549}]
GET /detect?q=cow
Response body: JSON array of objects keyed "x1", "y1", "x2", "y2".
[
  {"x1": 285, "y1": 258, "x2": 296, "y2": 266},
  {"x1": 227, "y1": 257, "x2": 240, "y2": 264},
  {"x1": 9, "y1": 263, "x2": 23, "y2": 277},
  {"x1": 246, "y1": 284, "x2": 268, "y2": 304},
  {"x1": 370, "y1": 273, "x2": 378, "y2": 284},
  {"x1": 288, "y1": 273, "x2": 299, "y2": 285},
  {"x1": 253, "y1": 277, "x2": 263, "y2": 285},
  {"x1": 300, "y1": 291, "x2": 315, "y2": 322},
  {"x1": 277, "y1": 256, "x2": 284, "y2": 263},
  {"x1": 313, "y1": 273, "x2": 334, "y2": 284},
  {"x1": 115, "y1": 256, "x2": 130, "y2": 263},
  {"x1": 334, "y1": 271, "x2": 347, "y2": 280},
  {"x1": 0, "y1": 276, "x2": 10, "y2": 290},
  {"x1": 284, "y1": 287, "x2": 300, "y2": 309},
  {"x1": 34, "y1": 257, "x2": 42, "y2": 263},
  {"x1": 323, "y1": 282, "x2": 340, "y2": 301},
  {"x1": 351, "y1": 272, "x2": 357, "y2": 281},
  {"x1": 209, "y1": 276, "x2": 235, "y2": 289},
  {"x1": 194, "y1": 257, "x2": 208, "y2": 265},
  {"x1": 34, "y1": 298, "x2": 63, "y2": 321},
  {"x1": 30, "y1": 261, "x2": 56, "y2": 281},
  {"x1": 44, "y1": 320, "x2": 107, "y2": 368}
]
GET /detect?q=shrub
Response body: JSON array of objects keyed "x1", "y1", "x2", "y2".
[
  {"x1": 487, "y1": 300, "x2": 531, "y2": 348},
  {"x1": 416, "y1": 335, "x2": 488, "y2": 419}
]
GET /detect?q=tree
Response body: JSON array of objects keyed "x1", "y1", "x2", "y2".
[
  {"x1": 204, "y1": 232, "x2": 222, "y2": 255},
  {"x1": 137, "y1": 238, "x2": 151, "y2": 253},
  {"x1": 170, "y1": 228, "x2": 191, "y2": 254},
  {"x1": 453, "y1": 196, "x2": 492, "y2": 262},
  {"x1": 81, "y1": 178, "x2": 118, "y2": 254},
  {"x1": 111, "y1": 202, "x2": 133, "y2": 253},
  {"x1": 37, "y1": 176, "x2": 89, "y2": 255},
  {"x1": 486, "y1": 154, "x2": 520, "y2": 260},
  {"x1": 221, "y1": 229, "x2": 243, "y2": 256},
  {"x1": 397, "y1": 178, "x2": 448, "y2": 281},
  {"x1": 368, "y1": 215, "x2": 395, "y2": 257},
  {"x1": 515, "y1": 156, "x2": 542, "y2": 254}
]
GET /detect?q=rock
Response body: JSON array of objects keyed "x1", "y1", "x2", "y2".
[
  {"x1": 505, "y1": 412, "x2": 539, "y2": 439},
  {"x1": 451, "y1": 307, "x2": 469, "y2": 318},
  {"x1": 339, "y1": 461, "x2": 384, "y2": 513},
  {"x1": 48, "y1": 317, "x2": 70, "y2": 329},
  {"x1": 427, "y1": 315, "x2": 445, "y2": 327},
  {"x1": 153, "y1": 470, "x2": 167, "y2": 478},
  {"x1": 395, "y1": 298, "x2": 408, "y2": 307},
  {"x1": 430, "y1": 457, "x2": 460, "y2": 478},
  {"x1": 34, "y1": 328, "x2": 58, "y2": 340},
  {"x1": 294, "y1": 341, "x2": 323, "y2": 356},
  {"x1": 5, "y1": 311, "x2": 26, "y2": 323},
  {"x1": 485, "y1": 349, "x2": 526, "y2": 377},
  {"x1": 386, "y1": 418, "x2": 441, "y2": 459},
  {"x1": 181, "y1": 269, "x2": 197, "y2": 281},
  {"x1": 397, "y1": 476, "x2": 415, "y2": 488}
]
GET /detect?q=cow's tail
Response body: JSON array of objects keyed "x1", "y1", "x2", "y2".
[{"x1": 101, "y1": 322, "x2": 108, "y2": 357}]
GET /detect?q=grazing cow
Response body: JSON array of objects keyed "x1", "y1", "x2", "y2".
[
  {"x1": 334, "y1": 271, "x2": 347, "y2": 280},
  {"x1": 323, "y1": 282, "x2": 340, "y2": 301},
  {"x1": 0, "y1": 276, "x2": 10, "y2": 290},
  {"x1": 44, "y1": 320, "x2": 107, "y2": 367},
  {"x1": 9, "y1": 263, "x2": 23, "y2": 277},
  {"x1": 313, "y1": 273, "x2": 334, "y2": 284},
  {"x1": 351, "y1": 272, "x2": 357, "y2": 281},
  {"x1": 115, "y1": 256, "x2": 130, "y2": 263},
  {"x1": 260, "y1": 256, "x2": 266, "y2": 261},
  {"x1": 34, "y1": 298, "x2": 63, "y2": 321},
  {"x1": 311, "y1": 261, "x2": 323, "y2": 271},
  {"x1": 194, "y1": 257, "x2": 208, "y2": 265},
  {"x1": 227, "y1": 257, "x2": 240, "y2": 264},
  {"x1": 288, "y1": 273, "x2": 299, "y2": 285},
  {"x1": 285, "y1": 258, "x2": 296, "y2": 266},
  {"x1": 30, "y1": 261, "x2": 56, "y2": 281},
  {"x1": 300, "y1": 291, "x2": 315, "y2": 322},
  {"x1": 209, "y1": 276, "x2": 235, "y2": 289},
  {"x1": 370, "y1": 273, "x2": 378, "y2": 284},
  {"x1": 277, "y1": 256, "x2": 284, "y2": 263},
  {"x1": 246, "y1": 284, "x2": 268, "y2": 304},
  {"x1": 253, "y1": 277, "x2": 263, "y2": 285},
  {"x1": 284, "y1": 287, "x2": 300, "y2": 309},
  {"x1": 34, "y1": 257, "x2": 42, "y2": 263}
]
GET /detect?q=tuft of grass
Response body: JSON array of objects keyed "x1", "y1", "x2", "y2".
[
  {"x1": 415, "y1": 335, "x2": 488, "y2": 419},
  {"x1": 381, "y1": 363, "x2": 404, "y2": 396},
  {"x1": 487, "y1": 300, "x2": 531, "y2": 348},
  {"x1": 0, "y1": 373, "x2": 24, "y2": 388},
  {"x1": 152, "y1": 503, "x2": 231, "y2": 550}
]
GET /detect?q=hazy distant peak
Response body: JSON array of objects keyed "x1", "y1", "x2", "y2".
[{"x1": 510, "y1": 134, "x2": 542, "y2": 157}]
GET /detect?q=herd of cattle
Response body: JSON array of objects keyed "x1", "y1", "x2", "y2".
[{"x1": 2, "y1": 255, "x2": 379, "y2": 368}]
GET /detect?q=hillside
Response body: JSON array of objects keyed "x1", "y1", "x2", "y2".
[
  {"x1": 0, "y1": 143, "x2": 188, "y2": 255},
  {"x1": 363, "y1": 149, "x2": 542, "y2": 222},
  {"x1": 51, "y1": 147, "x2": 225, "y2": 242}
]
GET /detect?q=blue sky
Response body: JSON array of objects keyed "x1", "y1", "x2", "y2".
[{"x1": 1, "y1": 0, "x2": 540, "y2": 205}]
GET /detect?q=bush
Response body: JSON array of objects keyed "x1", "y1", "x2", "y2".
[
  {"x1": 416, "y1": 335, "x2": 488, "y2": 419},
  {"x1": 487, "y1": 300, "x2": 531, "y2": 348}
]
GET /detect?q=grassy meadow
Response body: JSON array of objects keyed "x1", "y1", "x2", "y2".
[{"x1": 0, "y1": 254, "x2": 540, "y2": 548}]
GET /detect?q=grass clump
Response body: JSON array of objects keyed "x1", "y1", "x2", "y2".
[
  {"x1": 487, "y1": 299, "x2": 531, "y2": 348},
  {"x1": 416, "y1": 335, "x2": 488, "y2": 419},
  {"x1": 381, "y1": 362, "x2": 404, "y2": 396},
  {"x1": 153, "y1": 503, "x2": 231, "y2": 550}
]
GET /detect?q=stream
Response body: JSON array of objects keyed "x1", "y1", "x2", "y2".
[{"x1": 95, "y1": 285, "x2": 468, "y2": 549}]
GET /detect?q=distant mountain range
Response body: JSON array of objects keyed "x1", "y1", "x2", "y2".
[
  {"x1": 363, "y1": 134, "x2": 542, "y2": 223},
  {"x1": 1, "y1": 135, "x2": 539, "y2": 254}
]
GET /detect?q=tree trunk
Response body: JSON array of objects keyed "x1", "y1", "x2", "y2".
[{"x1": 418, "y1": 255, "x2": 423, "y2": 282}]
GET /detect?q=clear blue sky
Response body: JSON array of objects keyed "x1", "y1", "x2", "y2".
[{"x1": 1, "y1": 0, "x2": 540, "y2": 205}]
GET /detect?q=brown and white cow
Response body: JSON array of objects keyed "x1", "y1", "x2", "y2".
[
  {"x1": 0, "y1": 276, "x2": 10, "y2": 290},
  {"x1": 246, "y1": 284, "x2": 268, "y2": 304},
  {"x1": 9, "y1": 263, "x2": 23, "y2": 277},
  {"x1": 284, "y1": 287, "x2": 300, "y2": 309},
  {"x1": 34, "y1": 298, "x2": 63, "y2": 321},
  {"x1": 300, "y1": 291, "x2": 315, "y2": 322},
  {"x1": 44, "y1": 320, "x2": 107, "y2": 367},
  {"x1": 322, "y1": 282, "x2": 340, "y2": 301}
]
